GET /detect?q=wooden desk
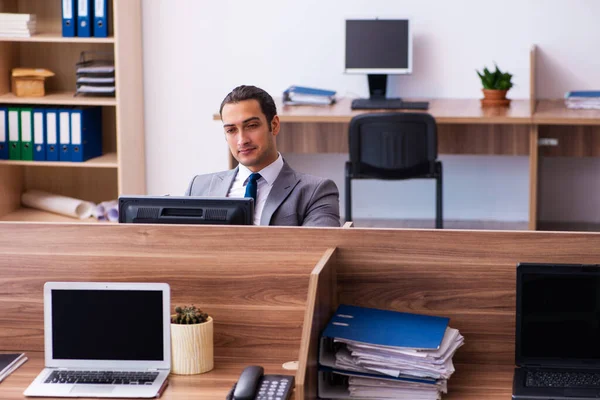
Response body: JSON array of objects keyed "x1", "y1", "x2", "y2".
[
  {"x1": 1, "y1": 352, "x2": 293, "y2": 400},
  {"x1": 535, "y1": 100, "x2": 600, "y2": 158},
  {"x1": 3, "y1": 224, "x2": 600, "y2": 399},
  {"x1": 0, "y1": 223, "x2": 334, "y2": 400},
  {"x1": 215, "y1": 97, "x2": 536, "y2": 228},
  {"x1": 215, "y1": 95, "x2": 600, "y2": 230},
  {"x1": 214, "y1": 98, "x2": 532, "y2": 154}
]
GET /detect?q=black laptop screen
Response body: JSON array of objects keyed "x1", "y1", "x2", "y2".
[
  {"x1": 51, "y1": 289, "x2": 164, "y2": 361},
  {"x1": 519, "y1": 268, "x2": 600, "y2": 364}
]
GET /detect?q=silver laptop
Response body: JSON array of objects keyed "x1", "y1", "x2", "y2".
[{"x1": 24, "y1": 282, "x2": 171, "y2": 398}]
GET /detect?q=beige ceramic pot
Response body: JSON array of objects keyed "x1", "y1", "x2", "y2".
[{"x1": 170, "y1": 316, "x2": 214, "y2": 375}]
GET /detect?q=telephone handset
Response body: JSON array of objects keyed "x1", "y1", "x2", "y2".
[{"x1": 226, "y1": 365, "x2": 294, "y2": 400}]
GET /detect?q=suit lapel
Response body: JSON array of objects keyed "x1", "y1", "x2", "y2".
[
  {"x1": 260, "y1": 163, "x2": 299, "y2": 225},
  {"x1": 210, "y1": 168, "x2": 237, "y2": 196}
]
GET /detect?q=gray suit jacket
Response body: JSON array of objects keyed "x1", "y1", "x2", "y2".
[{"x1": 185, "y1": 163, "x2": 340, "y2": 227}]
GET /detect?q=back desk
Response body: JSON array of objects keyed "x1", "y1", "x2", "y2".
[
  {"x1": 217, "y1": 98, "x2": 600, "y2": 230},
  {"x1": 1, "y1": 223, "x2": 600, "y2": 399}
]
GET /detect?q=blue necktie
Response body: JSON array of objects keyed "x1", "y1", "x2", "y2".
[{"x1": 244, "y1": 173, "x2": 261, "y2": 204}]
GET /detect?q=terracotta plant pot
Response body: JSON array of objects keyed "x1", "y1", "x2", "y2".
[
  {"x1": 481, "y1": 89, "x2": 511, "y2": 107},
  {"x1": 170, "y1": 316, "x2": 214, "y2": 375}
]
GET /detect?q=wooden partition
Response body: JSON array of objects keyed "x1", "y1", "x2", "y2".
[
  {"x1": 0, "y1": 223, "x2": 348, "y2": 400},
  {"x1": 3, "y1": 224, "x2": 600, "y2": 399}
]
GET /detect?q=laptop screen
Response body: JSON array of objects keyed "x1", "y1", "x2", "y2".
[
  {"x1": 51, "y1": 289, "x2": 164, "y2": 361},
  {"x1": 517, "y1": 264, "x2": 600, "y2": 367}
]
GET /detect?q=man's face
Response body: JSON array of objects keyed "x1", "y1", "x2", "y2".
[{"x1": 222, "y1": 99, "x2": 280, "y2": 172}]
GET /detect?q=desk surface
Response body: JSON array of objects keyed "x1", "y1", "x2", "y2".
[
  {"x1": 0, "y1": 352, "x2": 295, "y2": 400},
  {"x1": 534, "y1": 99, "x2": 600, "y2": 125},
  {"x1": 213, "y1": 98, "x2": 533, "y2": 124},
  {"x1": 0, "y1": 353, "x2": 513, "y2": 400},
  {"x1": 214, "y1": 98, "x2": 600, "y2": 126}
]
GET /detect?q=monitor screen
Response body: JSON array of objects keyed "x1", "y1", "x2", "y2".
[
  {"x1": 118, "y1": 196, "x2": 254, "y2": 225},
  {"x1": 345, "y1": 19, "x2": 411, "y2": 74},
  {"x1": 51, "y1": 289, "x2": 164, "y2": 361},
  {"x1": 517, "y1": 264, "x2": 600, "y2": 367}
]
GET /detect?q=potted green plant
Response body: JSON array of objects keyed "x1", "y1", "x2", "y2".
[
  {"x1": 476, "y1": 64, "x2": 513, "y2": 107},
  {"x1": 170, "y1": 305, "x2": 214, "y2": 375}
]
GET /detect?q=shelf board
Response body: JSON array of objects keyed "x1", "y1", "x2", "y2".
[
  {"x1": 0, "y1": 208, "x2": 102, "y2": 223},
  {"x1": 0, "y1": 153, "x2": 118, "y2": 168},
  {"x1": 0, "y1": 32, "x2": 115, "y2": 43},
  {"x1": 0, "y1": 92, "x2": 116, "y2": 106}
]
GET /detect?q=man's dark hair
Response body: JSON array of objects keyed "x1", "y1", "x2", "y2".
[{"x1": 219, "y1": 85, "x2": 278, "y2": 127}]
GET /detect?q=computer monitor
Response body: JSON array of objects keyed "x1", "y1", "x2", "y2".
[
  {"x1": 345, "y1": 19, "x2": 412, "y2": 100},
  {"x1": 118, "y1": 196, "x2": 254, "y2": 225}
]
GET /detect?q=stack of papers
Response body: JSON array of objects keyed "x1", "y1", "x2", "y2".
[
  {"x1": 0, "y1": 13, "x2": 37, "y2": 37},
  {"x1": 318, "y1": 305, "x2": 464, "y2": 399},
  {"x1": 75, "y1": 54, "x2": 116, "y2": 97},
  {"x1": 565, "y1": 91, "x2": 600, "y2": 109},
  {"x1": 283, "y1": 85, "x2": 336, "y2": 105}
]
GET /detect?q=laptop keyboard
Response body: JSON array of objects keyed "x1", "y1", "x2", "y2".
[
  {"x1": 45, "y1": 370, "x2": 159, "y2": 385},
  {"x1": 526, "y1": 370, "x2": 600, "y2": 388}
]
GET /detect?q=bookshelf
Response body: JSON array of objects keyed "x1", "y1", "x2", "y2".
[{"x1": 0, "y1": 0, "x2": 145, "y2": 222}]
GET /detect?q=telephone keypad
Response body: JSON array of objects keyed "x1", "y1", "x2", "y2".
[{"x1": 255, "y1": 375, "x2": 293, "y2": 400}]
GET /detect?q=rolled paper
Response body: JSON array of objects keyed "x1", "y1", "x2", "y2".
[{"x1": 21, "y1": 190, "x2": 94, "y2": 219}]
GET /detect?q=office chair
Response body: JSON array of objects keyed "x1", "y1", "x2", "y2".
[{"x1": 345, "y1": 112, "x2": 443, "y2": 228}]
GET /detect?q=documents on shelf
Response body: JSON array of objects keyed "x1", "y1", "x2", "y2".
[
  {"x1": 565, "y1": 91, "x2": 600, "y2": 109},
  {"x1": 318, "y1": 304, "x2": 464, "y2": 399},
  {"x1": 0, "y1": 13, "x2": 37, "y2": 37},
  {"x1": 75, "y1": 52, "x2": 116, "y2": 97},
  {"x1": 283, "y1": 85, "x2": 336, "y2": 105}
]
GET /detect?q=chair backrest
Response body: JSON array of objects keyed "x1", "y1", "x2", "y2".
[{"x1": 348, "y1": 112, "x2": 437, "y2": 178}]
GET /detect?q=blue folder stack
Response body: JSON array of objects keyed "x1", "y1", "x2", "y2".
[
  {"x1": 283, "y1": 85, "x2": 336, "y2": 105},
  {"x1": 0, "y1": 105, "x2": 102, "y2": 162},
  {"x1": 62, "y1": 0, "x2": 109, "y2": 38},
  {"x1": 318, "y1": 305, "x2": 464, "y2": 399},
  {"x1": 565, "y1": 91, "x2": 600, "y2": 110}
]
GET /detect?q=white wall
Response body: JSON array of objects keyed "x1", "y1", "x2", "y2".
[{"x1": 141, "y1": 0, "x2": 600, "y2": 222}]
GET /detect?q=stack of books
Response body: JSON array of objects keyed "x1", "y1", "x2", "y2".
[
  {"x1": 75, "y1": 52, "x2": 115, "y2": 97},
  {"x1": 283, "y1": 85, "x2": 336, "y2": 105},
  {"x1": 0, "y1": 13, "x2": 37, "y2": 37},
  {"x1": 319, "y1": 305, "x2": 464, "y2": 400},
  {"x1": 565, "y1": 91, "x2": 600, "y2": 110}
]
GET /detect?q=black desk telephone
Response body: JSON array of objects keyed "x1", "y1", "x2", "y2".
[{"x1": 226, "y1": 366, "x2": 294, "y2": 400}]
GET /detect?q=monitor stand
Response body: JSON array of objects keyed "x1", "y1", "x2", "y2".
[
  {"x1": 367, "y1": 74, "x2": 401, "y2": 101},
  {"x1": 350, "y1": 75, "x2": 429, "y2": 110}
]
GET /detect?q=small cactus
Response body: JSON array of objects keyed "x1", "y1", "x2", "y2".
[{"x1": 171, "y1": 305, "x2": 209, "y2": 324}]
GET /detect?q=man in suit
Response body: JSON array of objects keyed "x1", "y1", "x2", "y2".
[{"x1": 185, "y1": 85, "x2": 340, "y2": 227}]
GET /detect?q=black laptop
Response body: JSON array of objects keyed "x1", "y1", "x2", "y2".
[{"x1": 514, "y1": 263, "x2": 600, "y2": 400}]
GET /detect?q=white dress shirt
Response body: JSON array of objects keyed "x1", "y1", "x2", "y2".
[{"x1": 227, "y1": 154, "x2": 284, "y2": 225}]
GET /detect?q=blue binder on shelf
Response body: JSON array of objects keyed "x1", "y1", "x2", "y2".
[
  {"x1": 93, "y1": 0, "x2": 108, "y2": 37},
  {"x1": 45, "y1": 109, "x2": 59, "y2": 162},
  {"x1": 58, "y1": 109, "x2": 71, "y2": 161},
  {"x1": 32, "y1": 109, "x2": 46, "y2": 161},
  {"x1": 70, "y1": 107, "x2": 102, "y2": 162},
  {"x1": 62, "y1": 0, "x2": 77, "y2": 37},
  {"x1": 0, "y1": 107, "x2": 8, "y2": 160},
  {"x1": 77, "y1": 0, "x2": 92, "y2": 37}
]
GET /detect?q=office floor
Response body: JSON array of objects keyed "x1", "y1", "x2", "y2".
[
  {"x1": 352, "y1": 218, "x2": 528, "y2": 230},
  {"x1": 353, "y1": 219, "x2": 600, "y2": 232}
]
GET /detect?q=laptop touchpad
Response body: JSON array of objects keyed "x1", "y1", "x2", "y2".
[{"x1": 70, "y1": 385, "x2": 115, "y2": 394}]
